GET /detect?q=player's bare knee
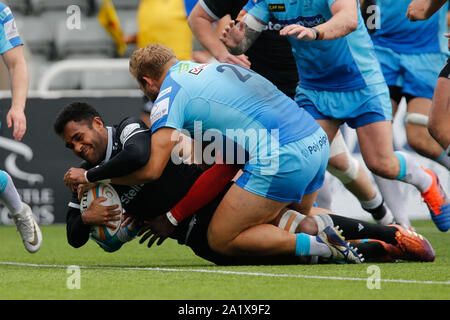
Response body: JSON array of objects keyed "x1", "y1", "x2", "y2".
[{"x1": 296, "y1": 216, "x2": 318, "y2": 235}]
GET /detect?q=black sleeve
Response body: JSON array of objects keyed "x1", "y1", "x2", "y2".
[
  {"x1": 65, "y1": 161, "x2": 92, "y2": 248},
  {"x1": 86, "y1": 119, "x2": 151, "y2": 182},
  {"x1": 200, "y1": 0, "x2": 245, "y2": 20},
  {"x1": 66, "y1": 207, "x2": 91, "y2": 248}
]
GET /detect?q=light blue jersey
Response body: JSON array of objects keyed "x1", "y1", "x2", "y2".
[
  {"x1": 150, "y1": 61, "x2": 328, "y2": 202},
  {"x1": 0, "y1": 2, "x2": 23, "y2": 55},
  {"x1": 151, "y1": 61, "x2": 319, "y2": 154},
  {"x1": 371, "y1": 1, "x2": 449, "y2": 54},
  {"x1": 245, "y1": 0, "x2": 385, "y2": 92}
]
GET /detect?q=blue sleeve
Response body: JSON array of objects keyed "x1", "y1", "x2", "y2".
[
  {"x1": 0, "y1": 3, "x2": 23, "y2": 54},
  {"x1": 184, "y1": 0, "x2": 198, "y2": 16},
  {"x1": 150, "y1": 80, "x2": 189, "y2": 134},
  {"x1": 244, "y1": 0, "x2": 270, "y2": 23}
]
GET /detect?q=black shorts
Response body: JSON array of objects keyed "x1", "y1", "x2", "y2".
[
  {"x1": 439, "y1": 58, "x2": 450, "y2": 79},
  {"x1": 172, "y1": 183, "x2": 302, "y2": 266}
]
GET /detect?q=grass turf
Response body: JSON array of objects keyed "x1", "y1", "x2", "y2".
[{"x1": 0, "y1": 220, "x2": 449, "y2": 300}]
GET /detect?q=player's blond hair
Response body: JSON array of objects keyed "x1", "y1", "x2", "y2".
[{"x1": 129, "y1": 43, "x2": 177, "y2": 83}]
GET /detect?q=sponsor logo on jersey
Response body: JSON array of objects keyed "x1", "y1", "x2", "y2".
[
  {"x1": 4, "y1": 19, "x2": 19, "y2": 40},
  {"x1": 178, "y1": 62, "x2": 190, "y2": 73},
  {"x1": 269, "y1": 4, "x2": 286, "y2": 12},
  {"x1": 0, "y1": 7, "x2": 11, "y2": 22},
  {"x1": 188, "y1": 63, "x2": 209, "y2": 75},
  {"x1": 271, "y1": 14, "x2": 326, "y2": 29},
  {"x1": 150, "y1": 97, "x2": 170, "y2": 126}
]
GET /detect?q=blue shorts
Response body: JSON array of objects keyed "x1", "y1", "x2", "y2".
[
  {"x1": 295, "y1": 82, "x2": 392, "y2": 129},
  {"x1": 374, "y1": 46, "x2": 448, "y2": 100},
  {"x1": 235, "y1": 127, "x2": 329, "y2": 203}
]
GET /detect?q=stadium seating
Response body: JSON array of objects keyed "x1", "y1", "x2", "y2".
[
  {"x1": 9, "y1": 0, "x2": 142, "y2": 91},
  {"x1": 32, "y1": 0, "x2": 93, "y2": 15},
  {"x1": 55, "y1": 18, "x2": 116, "y2": 59}
]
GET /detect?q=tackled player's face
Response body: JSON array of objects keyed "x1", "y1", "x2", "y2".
[{"x1": 62, "y1": 119, "x2": 107, "y2": 164}]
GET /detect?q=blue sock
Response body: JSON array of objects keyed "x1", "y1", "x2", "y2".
[
  {"x1": 394, "y1": 151, "x2": 407, "y2": 180},
  {"x1": 295, "y1": 233, "x2": 311, "y2": 256}
]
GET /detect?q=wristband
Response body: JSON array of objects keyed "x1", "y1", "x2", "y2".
[
  {"x1": 312, "y1": 27, "x2": 324, "y2": 40},
  {"x1": 84, "y1": 171, "x2": 90, "y2": 183},
  {"x1": 166, "y1": 211, "x2": 179, "y2": 226},
  {"x1": 446, "y1": 145, "x2": 450, "y2": 157}
]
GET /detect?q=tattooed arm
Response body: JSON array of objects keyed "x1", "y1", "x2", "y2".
[{"x1": 220, "y1": 14, "x2": 264, "y2": 55}]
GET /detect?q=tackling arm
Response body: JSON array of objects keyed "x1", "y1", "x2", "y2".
[
  {"x1": 111, "y1": 128, "x2": 179, "y2": 185},
  {"x1": 220, "y1": 14, "x2": 264, "y2": 55}
]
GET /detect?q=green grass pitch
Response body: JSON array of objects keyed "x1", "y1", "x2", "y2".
[{"x1": 0, "y1": 220, "x2": 449, "y2": 300}]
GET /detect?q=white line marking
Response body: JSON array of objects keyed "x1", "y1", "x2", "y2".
[{"x1": 1, "y1": 261, "x2": 449, "y2": 285}]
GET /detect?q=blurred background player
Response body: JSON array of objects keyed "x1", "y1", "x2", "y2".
[
  {"x1": 188, "y1": 0, "x2": 394, "y2": 225},
  {"x1": 0, "y1": 1, "x2": 41, "y2": 252},
  {"x1": 361, "y1": 0, "x2": 450, "y2": 227},
  {"x1": 123, "y1": 0, "x2": 197, "y2": 61},
  {"x1": 407, "y1": 0, "x2": 450, "y2": 155},
  {"x1": 221, "y1": 0, "x2": 450, "y2": 232},
  {"x1": 368, "y1": 0, "x2": 450, "y2": 169}
]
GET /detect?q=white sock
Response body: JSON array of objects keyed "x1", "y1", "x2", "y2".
[
  {"x1": 395, "y1": 151, "x2": 433, "y2": 192},
  {"x1": 360, "y1": 190, "x2": 383, "y2": 210},
  {"x1": 295, "y1": 233, "x2": 331, "y2": 258},
  {"x1": 315, "y1": 171, "x2": 334, "y2": 210},
  {"x1": 310, "y1": 236, "x2": 332, "y2": 257},
  {"x1": 373, "y1": 174, "x2": 411, "y2": 227},
  {"x1": 0, "y1": 171, "x2": 23, "y2": 216}
]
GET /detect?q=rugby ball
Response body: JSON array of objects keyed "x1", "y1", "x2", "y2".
[{"x1": 79, "y1": 183, "x2": 123, "y2": 241}]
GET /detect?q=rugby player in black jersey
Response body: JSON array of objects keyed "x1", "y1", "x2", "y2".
[{"x1": 55, "y1": 102, "x2": 435, "y2": 264}]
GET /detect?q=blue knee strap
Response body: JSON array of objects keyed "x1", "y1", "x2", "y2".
[{"x1": 0, "y1": 170, "x2": 9, "y2": 194}]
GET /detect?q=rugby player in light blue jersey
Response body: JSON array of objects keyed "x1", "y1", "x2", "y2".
[
  {"x1": 221, "y1": 0, "x2": 450, "y2": 232},
  {"x1": 66, "y1": 43, "x2": 363, "y2": 263},
  {"x1": 0, "y1": 2, "x2": 42, "y2": 252},
  {"x1": 368, "y1": 0, "x2": 450, "y2": 170}
]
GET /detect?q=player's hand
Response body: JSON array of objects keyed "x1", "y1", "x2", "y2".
[
  {"x1": 64, "y1": 167, "x2": 87, "y2": 190},
  {"x1": 220, "y1": 20, "x2": 246, "y2": 50},
  {"x1": 217, "y1": 51, "x2": 251, "y2": 69},
  {"x1": 406, "y1": 0, "x2": 430, "y2": 21},
  {"x1": 280, "y1": 25, "x2": 316, "y2": 41},
  {"x1": 77, "y1": 182, "x2": 97, "y2": 200},
  {"x1": 81, "y1": 197, "x2": 121, "y2": 228},
  {"x1": 6, "y1": 107, "x2": 26, "y2": 141},
  {"x1": 137, "y1": 215, "x2": 176, "y2": 248}
]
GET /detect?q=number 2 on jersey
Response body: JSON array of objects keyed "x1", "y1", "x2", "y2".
[{"x1": 216, "y1": 64, "x2": 254, "y2": 83}]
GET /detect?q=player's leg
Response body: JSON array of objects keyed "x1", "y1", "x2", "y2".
[
  {"x1": 207, "y1": 132, "x2": 361, "y2": 263},
  {"x1": 405, "y1": 96, "x2": 450, "y2": 169},
  {"x1": 273, "y1": 209, "x2": 434, "y2": 262},
  {"x1": 401, "y1": 52, "x2": 450, "y2": 163},
  {"x1": 428, "y1": 68, "x2": 450, "y2": 151},
  {"x1": 0, "y1": 170, "x2": 42, "y2": 253},
  {"x1": 357, "y1": 120, "x2": 450, "y2": 231},
  {"x1": 326, "y1": 131, "x2": 394, "y2": 224}
]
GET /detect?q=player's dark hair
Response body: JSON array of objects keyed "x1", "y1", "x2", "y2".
[{"x1": 53, "y1": 102, "x2": 102, "y2": 135}]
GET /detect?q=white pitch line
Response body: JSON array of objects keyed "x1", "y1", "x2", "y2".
[{"x1": 1, "y1": 261, "x2": 449, "y2": 286}]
